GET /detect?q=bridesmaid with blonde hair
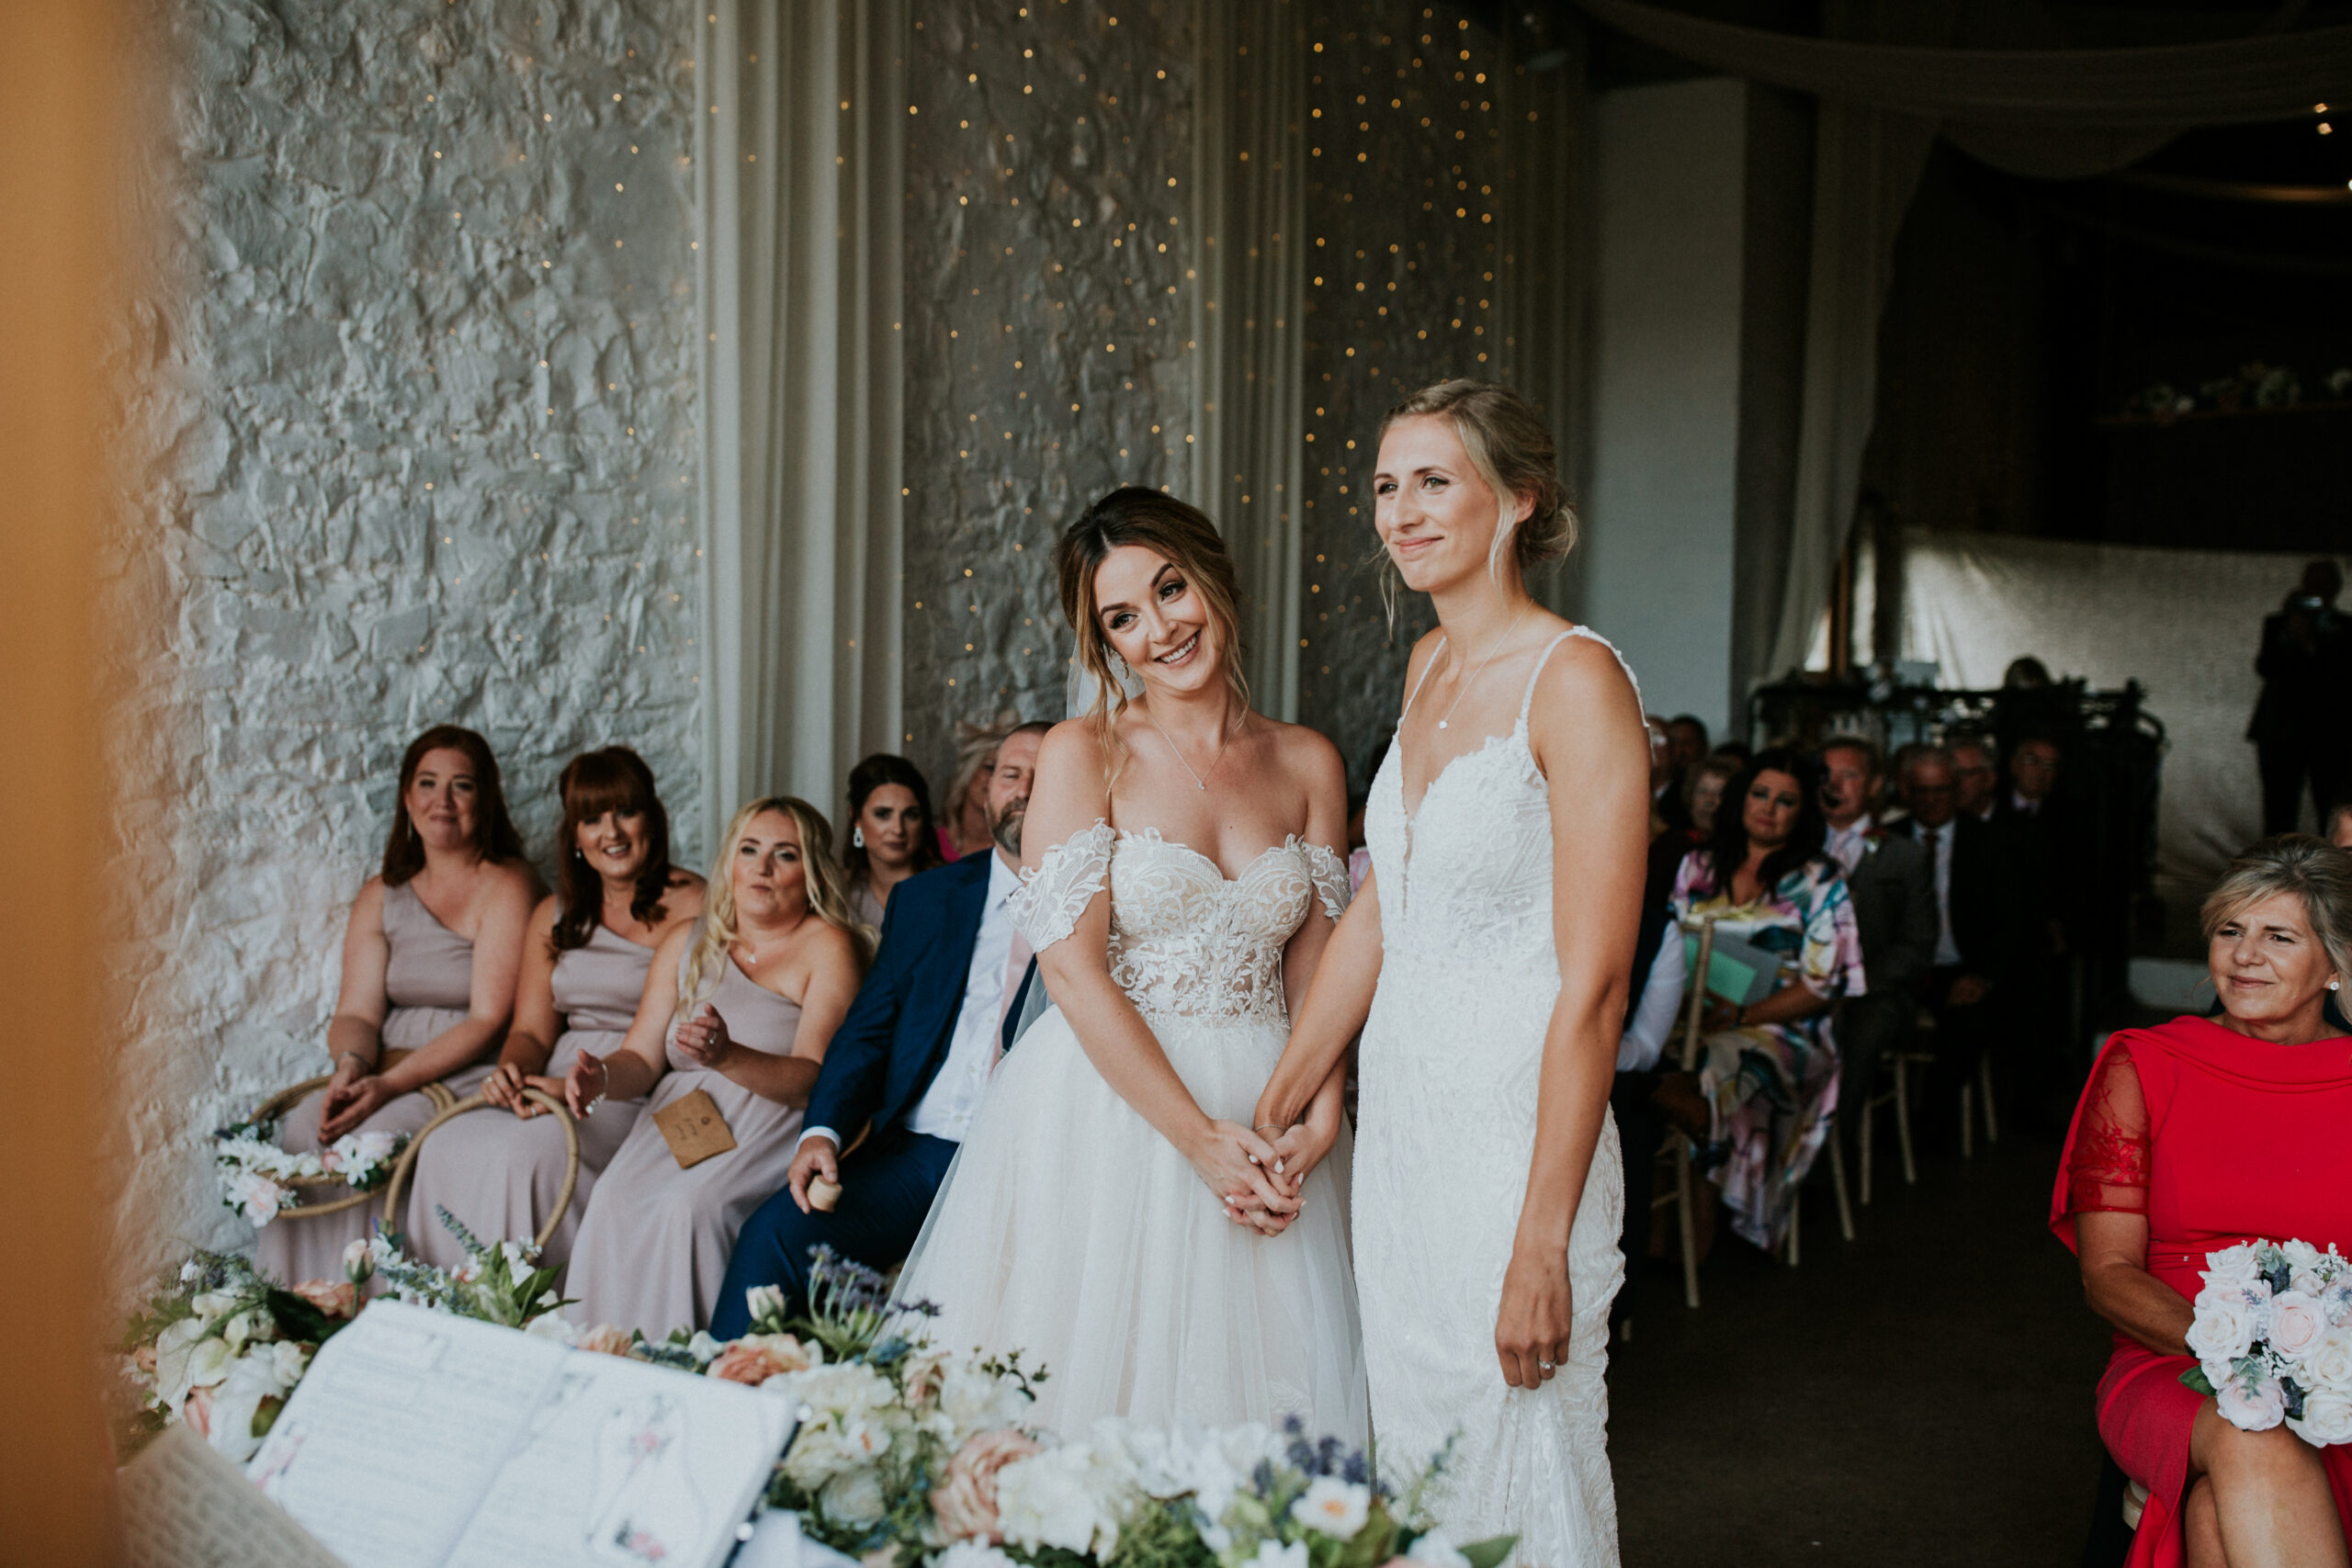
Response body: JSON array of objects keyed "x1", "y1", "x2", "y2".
[
  {"x1": 254, "y1": 726, "x2": 537, "y2": 1289},
  {"x1": 402, "y1": 747, "x2": 704, "y2": 1273},
  {"x1": 562, "y1": 796, "x2": 866, "y2": 1336}
]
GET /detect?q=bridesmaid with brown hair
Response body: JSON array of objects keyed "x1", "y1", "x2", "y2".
[
  {"x1": 561, "y1": 796, "x2": 866, "y2": 1336},
  {"x1": 402, "y1": 747, "x2": 704, "y2": 1272},
  {"x1": 254, "y1": 725, "x2": 538, "y2": 1288}
]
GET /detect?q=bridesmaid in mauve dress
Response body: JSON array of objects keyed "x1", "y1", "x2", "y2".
[
  {"x1": 403, "y1": 748, "x2": 703, "y2": 1273},
  {"x1": 562, "y1": 796, "x2": 865, "y2": 1337},
  {"x1": 254, "y1": 726, "x2": 537, "y2": 1288}
]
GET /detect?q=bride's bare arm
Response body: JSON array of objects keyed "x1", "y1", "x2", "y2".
[
  {"x1": 1250, "y1": 738, "x2": 1354, "y2": 1200},
  {"x1": 1497, "y1": 637, "x2": 1647, "y2": 1390},
  {"x1": 1023, "y1": 722, "x2": 1295, "y2": 1215}
]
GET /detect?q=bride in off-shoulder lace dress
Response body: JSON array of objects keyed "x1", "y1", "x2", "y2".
[{"x1": 895, "y1": 487, "x2": 1367, "y2": 1443}]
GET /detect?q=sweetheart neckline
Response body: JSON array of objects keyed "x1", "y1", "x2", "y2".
[{"x1": 1110, "y1": 825, "x2": 1321, "y2": 886}]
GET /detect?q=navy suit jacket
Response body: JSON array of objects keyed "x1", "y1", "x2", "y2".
[{"x1": 804, "y1": 852, "x2": 1036, "y2": 1148}]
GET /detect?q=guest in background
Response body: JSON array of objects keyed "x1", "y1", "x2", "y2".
[
  {"x1": 1897, "y1": 748, "x2": 2018, "y2": 1146},
  {"x1": 1647, "y1": 716, "x2": 1691, "y2": 837},
  {"x1": 945, "y1": 711, "x2": 1020, "y2": 860},
  {"x1": 1713, "y1": 739, "x2": 1753, "y2": 768},
  {"x1": 1684, "y1": 751, "x2": 1744, "y2": 841},
  {"x1": 1611, "y1": 831, "x2": 1690, "y2": 1302},
  {"x1": 710, "y1": 723, "x2": 1048, "y2": 1337},
  {"x1": 1885, "y1": 741, "x2": 1927, "y2": 816},
  {"x1": 2250, "y1": 560, "x2": 2352, "y2": 836},
  {"x1": 404, "y1": 747, "x2": 703, "y2": 1274},
  {"x1": 842, "y1": 753, "x2": 945, "y2": 929},
  {"x1": 2003, "y1": 656, "x2": 2053, "y2": 689},
  {"x1": 1817, "y1": 737, "x2": 1937, "y2": 1163},
  {"x1": 1653, "y1": 748, "x2": 1865, "y2": 1252},
  {"x1": 562, "y1": 797, "x2": 865, "y2": 1335},
  {"x1": 255, "y1": 726, "x2": 537, "y2": 1288},
  {"x1": 1664, "y1": 715, "x2": 1710, "y2": 784},
  {"x1": 2333, "y1": 802, "x2": 2352, "y2": 852},
  {"x1": 2053, "y1": 835, "x2": 2352, "y2": 1567},
  {"x1": 1951, "y1": 736, "x2": 2000, "y2": 824}
]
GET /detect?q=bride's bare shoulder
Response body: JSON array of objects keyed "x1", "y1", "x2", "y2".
[
  {"x1": 1526, "y1": 627, "x2": 1645, "y2": 736},
  {"x1": 1259, "y1": 715, "x2": 1345, "y2": 785}
]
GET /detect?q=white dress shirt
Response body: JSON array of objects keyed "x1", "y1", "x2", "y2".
[
  {"x1": 1915, "y1": 820, "x2": 1962, "y2": 966},
  {"x1": 801, "y1": 849, "x2": 1023, "y2": 1151},
  {"x1": 1824, "y1": 812, "x2": 1874, "y2": 876},
  {"x1": 1616, "y1": 929, "x2": 1688, "y2": 1074}
]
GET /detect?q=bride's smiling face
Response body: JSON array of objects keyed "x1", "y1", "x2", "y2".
[
  {"x1": 1092, "y1": 544, "x2": 1222, "y2": 697},
  {"x1": 1374, "y1": 413, "x2": 1531, "y2": 596}
]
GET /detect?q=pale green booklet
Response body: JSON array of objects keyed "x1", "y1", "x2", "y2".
[{"x1": 1682, "y1": 927, "x2": 1788, "y2": 1007}]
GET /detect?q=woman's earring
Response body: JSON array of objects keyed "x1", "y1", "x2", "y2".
[
  {"x1": 852, "y1": 826, "x2": 865, "y2": 850},
  {"x1": 2332, "y1": 979, "x2": 2342, "y2": 991}
]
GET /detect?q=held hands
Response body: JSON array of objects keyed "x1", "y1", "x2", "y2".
[
  {"x1": 1495, "y1": 1245, "x2": 1574, "y2": 1390},
  {"x1": 483, "y1": 1063, "x2": 565, "y2": 1118},
  {"x1": 672, "y1": 1003, "x2": 734, "y2": 1069},
  {"x1": 786, "y1": 1135, "x2": 841, "y2": 1216},
  {"x1": 317, "y1": 1060, "x2": 393, "y2": 1142},
  {"x1": 1187, "y1": 1121, "x2": 1298, "y2": 1233},
  {"x1": 1223, "y1": 1117, "x2": 1340, "y2": 1236}
]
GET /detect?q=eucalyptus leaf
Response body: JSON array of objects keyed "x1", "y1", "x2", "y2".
[{"x1": 1459, "y1": 1535, "x2": 1519, "y2": 1568}]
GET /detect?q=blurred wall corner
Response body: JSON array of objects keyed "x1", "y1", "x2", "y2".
[{"x1": 1, "y1": 0, "x2": 134, "y2": 1562}]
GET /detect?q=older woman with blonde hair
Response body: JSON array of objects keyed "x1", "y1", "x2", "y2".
[
  {"x1": 561, "y1": 796, "x2": 866, "y2": 1336},
  {"x1": 2053, "y1": 834, "x2": 2352, "y2": 1568}
]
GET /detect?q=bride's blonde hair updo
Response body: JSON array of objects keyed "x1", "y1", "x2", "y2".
[
  {"x1": 1056, "y1": 486, "x2": 1250, "y2": 789},
  {"x1": 1374, "y1": 379, "x2": 1577, "y2": 623}
]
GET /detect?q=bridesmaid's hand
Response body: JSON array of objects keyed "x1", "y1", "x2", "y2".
[
  {"x1": 1495, "y1": 1246, "x2": 1573, "y2": 1390},
  {"x1": 516, "y1": 1074, "x2": 565, "y2": 1118},
  {"x1": 1184, "y1": 1121, "x2": 1297, "y2": 1226},
  {"x1": 482, "y1": 1062, "x2": 528, "y2": 1114},
  {"x1": 564, "y1": 1051, "x2": 610, "y2": 1119},
  {"x1": 318, "y1": 1073, "x2": 393, "y2": 1142},
  {"x1": 672, "y1": 1004, "x2": 733, "y2": 1069},
  {"x1": 1262, "y1": 1112, "x2": 1341, "y2": 1196}
]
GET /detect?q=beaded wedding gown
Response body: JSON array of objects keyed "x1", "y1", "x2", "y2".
[
  {"x1": 1355, "y1": 628, "x2": 1632, "y2": 1568},
  {"x1": 897, "y1": 824, "x2": 1369, "y2": 1445}
]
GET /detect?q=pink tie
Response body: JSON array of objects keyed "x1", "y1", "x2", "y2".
[{"x1": 992, "y1": 932, "x2": 1034, "y2": 1067}]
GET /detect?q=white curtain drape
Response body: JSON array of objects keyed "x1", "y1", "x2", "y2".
[
  {"x1": 1189, "y1": 1, "x2": 1306, "y2": 720},
  {"x1": 695, "y1": 0, "x2": 906, "y2": 847}
]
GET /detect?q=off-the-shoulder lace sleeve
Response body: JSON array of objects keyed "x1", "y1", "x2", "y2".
[
  {"x1": 1303, "y1": 840, "x2": 1351, "y2": 922},
  {"x1": 2066, "y1": 1043, "x2": 2149, "y2": 1215},
  {"x1": 1008, "y1": 819, "x2": 1115, "y2": 952}
]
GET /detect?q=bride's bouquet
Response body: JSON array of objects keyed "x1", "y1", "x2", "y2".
[{"x1": 2184, "y1": 1238, "x2": 2352, "y2": 1445}]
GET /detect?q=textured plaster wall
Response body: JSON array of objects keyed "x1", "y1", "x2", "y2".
[
  {"x1": 105, "y1": 0, "x2": 703, "y2": 1271},
  {"x1": 899, "y1": 1, "x2": 1203, "y2": 793},
  {"x1": 1295, "y1": 6, "x2": 1560, "y2": 795}
]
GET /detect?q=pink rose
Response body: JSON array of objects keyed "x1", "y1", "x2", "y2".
[
  {"x1": 576, "y1": 1325, "x2": 635, "y2": 1358},
  {"x1": 2270, "y1": 1292, "x2": 2327, "y2": 1359},
  {"x1": 291, "y1": 1280, "x2": 359, "y2": 1320},
  {"x1": 931, "y1": 1428, "x2": 1043, "y2": 1543},
  {"x1": 182, "y1": 1385, "x2": 214, "y2": 1438},
  {"x1": 132, "y1": 1344, "x2": 159, "y2": 1378},
  {"x1": 706, "y1": 1334, "x2": 811, "y2": 1387},
  {"x1": 2215, "y1": 1375, "x2": 2288, "y2": 1433}
]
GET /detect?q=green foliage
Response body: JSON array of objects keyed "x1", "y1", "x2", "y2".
[{"x1": 1103, "y1": 1499, "x2": 1217, "y2": 1568}]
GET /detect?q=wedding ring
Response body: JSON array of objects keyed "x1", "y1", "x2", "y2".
[{"x1": 1538, "y1": 1360, "x2": 1555, "y2": 1371}]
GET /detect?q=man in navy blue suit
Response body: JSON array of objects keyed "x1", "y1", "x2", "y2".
[{"x1": 709, "y1": 721, "x2": 1049, "y2": 1337}]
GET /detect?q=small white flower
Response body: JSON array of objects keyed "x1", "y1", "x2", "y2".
[
  {"x1": 1407, "y1": 1531, "x2": 1472, "y2": 1568},
  {"x1": 524, "y1": 1313, "x2": 578, "y2": 1345},
  {"x1": 686, "y1": 1330, "x2": 723, "y2": 1364},
  {"x1": 1291, "y1": 1476, "x2": 1372, "y2": 1539},
  {"x1": 820, "y1": 1466, "x2": 888, "y2": 1527},
  {"x1": 742, "y1": 1283, "x2": 787, "y2": 1326},
  {"x1": 1249, "y1": 1540, "x2": 1309, "y2": 1568},
  {"x1": 935, "y1": 1542, "x2": 1020, "y2": 1568},
  {"x1": 179, "y1": 1259, "x2": 201, "y2": 1284}
]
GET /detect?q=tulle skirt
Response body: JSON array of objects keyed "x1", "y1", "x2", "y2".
[{"x1": 898, "y1": 1004, "x2": 1369, "y2": 1446}]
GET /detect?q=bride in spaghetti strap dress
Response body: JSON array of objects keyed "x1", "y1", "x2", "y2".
[{"x1": 1255, "y1": 388, "x2": 1650, "y2": 1566}]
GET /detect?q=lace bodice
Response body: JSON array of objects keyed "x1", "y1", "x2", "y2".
[
  {"x1": 1010, "y1": 822, "x2": 1348, "y2": 1025},
  {"x1": 1365, "y1": 626, "x2": 1643, "y2": 973}
]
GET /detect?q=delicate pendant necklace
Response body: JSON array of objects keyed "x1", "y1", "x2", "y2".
[
  {"x1": 1145, "y1": 703, "x2": 1232, "y2": 791},
  {"x1": 1431, "y1": 606, "x2": 1532, "y2": 731}
]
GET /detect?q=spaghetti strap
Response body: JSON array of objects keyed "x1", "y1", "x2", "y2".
[
  {"x1": 1517, "y1": 626, "x2": 1645, "y2": 728},
  {"x1": 1396, "y1": 635, "x2": 1449, "y2": 724}
]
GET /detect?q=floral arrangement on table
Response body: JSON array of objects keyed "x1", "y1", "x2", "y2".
[
  {"x1": 125, "y1": 1235, "x2": 1517, "y2": 1568},
  {"x1": 211, "y1": 1116, "x2": 407, "y2": 1228},
  {"x1": 2121, "y1": 362, "x2": 2352, "y2": 423},
  {"x1": 2184, "y1": 1238, "x2": 2352, "y2": 1446}
]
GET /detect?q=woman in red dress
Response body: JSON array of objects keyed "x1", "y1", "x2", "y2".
[{"x1": 2053, "y1": 835, "x2": 2352, "y2": 1568}]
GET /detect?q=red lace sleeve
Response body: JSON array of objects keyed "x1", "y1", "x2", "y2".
[{"x1": 2066, "y1": 1044, "x2": 2149, "y2": 1214}]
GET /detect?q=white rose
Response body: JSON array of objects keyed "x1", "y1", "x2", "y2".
[
  {"x1": 1291, "y1": 1477, "x2": 1372, "y2": 1540},
  {"x1": 2283, "y1": 1241, "x2": 2324, "y2": 1296},
  {"x1": 820, "y1": 1466, "x2": 888, "y2": 1527},
  {"x1": 2188, "y1": 1295, "x2": 2261, "y2": 1364},
  {"x1": 204, "y1": 1353, "x2": 296, "y2": 1465},
  {"x1": 227, "y1": 1172, "x2": 284, "y2": 1227},
  {"x1": 190, "y1": 1291, "x2": 241, "y2": 1321},
  {"x1": 1407, "y1": 1532, "x2": 1473, "y2": 1568},
  {"x1": 741, "y1": 1283, "x2": 788, "y2": 1328},
  {"x1": 935, "y1": 1542, "x2": 1020, "y2": 1568},
  {"x1": 524, "y1": 1313, "x2": 578, "y2": 1345},
  {"x1": 269, "y1": 1340, "x2": 308, "y2": 1386},
  {"x1": 1249, "y1": 1541, "x2": 1309, "y2": 1568},
  {"x1": 2290, "y1": 1387, "x2": 2352, "y2": 1448},
  {"x1": 2203, "y1": 1245, "x2": 2265, "y2": 1292},
  {"x1": 348, "y1": 1130, "x2": 398, "y2": 1165},
  {"x1": 935, "y1": 1355, "x2": 1032, "y2": 1445},
  {"x1": 995, "y1": 1441, "x2": 1137, "y2": 1558},
  {"x1": 2214, "y1": 1375, "x2": 2287, "y2": 1433},
  {"x1": 685, "y1": 1330, "x2": 723, "y2": 1365},
  {"x1": 2300, "y1": 1326, "x2": 2352, "y2": 1393},
  {"x1": 2271, "y1": 1292, "x2": 2329, "y2": 1359}
]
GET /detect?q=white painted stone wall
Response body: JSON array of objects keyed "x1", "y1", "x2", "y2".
[{"x1": 102, "y1": 0, "x2": 704, "y2": 1280}]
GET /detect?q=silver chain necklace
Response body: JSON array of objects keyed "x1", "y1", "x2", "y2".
[
  {"x1": 1144, "y1": 702, "x2": 1233, "y2": 791},
  {"x1": 1431, "y1": 606, "x2": 1532, "y2": 731}
]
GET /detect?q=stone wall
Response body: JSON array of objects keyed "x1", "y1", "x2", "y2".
[
  {"x1": 899, "y1": 1, "x2": 1203, "y2": 793},
  {"x1": 104, "y1": 0, "x2": 703, "y2": 1269}
]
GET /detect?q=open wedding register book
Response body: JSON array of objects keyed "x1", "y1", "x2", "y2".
[{"x1": 220, "y1": 1301, "x2": 794, "y2": 1568}]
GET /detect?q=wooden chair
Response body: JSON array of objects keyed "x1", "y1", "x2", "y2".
[
  {"x1": 1782, "y1": 1121, "x2": 1857, "y2": 1269},
  {"x1": 1858, "y1": 1011, "x2": 1936, "y2": 1204},
  {"x1": 1649, "y1": 919, "x2": 1717, "y2": 1309},
  {"x1": 1960, "y1": 1052, "x2": 1999, "y2": 1158},
  {"x1": 244, "y1": 1049, "x2": 458, "y2": 1223},
  {"x1": 378, "y1": 1087, "x2": 582, "y2": 1254}
]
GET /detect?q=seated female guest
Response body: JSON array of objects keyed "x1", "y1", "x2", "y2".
[
  {"x1": 944, "y1": 718, "x2": 1012, "y2": 861},
  {"x1": 254, "y1": 726, "x2": 537, "y2": 1287},
  {"x1": 1654, "y1": 747, "x2": 1864, "y2": 1252},
  {"x1": 403, "y1": 747, "x2": 703, "y2": 1273},
  {"x1": 561, "y1": 796, "x2": 865, "y2": 1336},
  {"x1": 842, "y1": 753, "x2": 944, "y2": 928},
  {"x1": 1684, "y1": 750, "x2": 1743, "y2": 841},
  {"x1": 2055, "y1": 835, "x2": 2352, "y2": 1568}
]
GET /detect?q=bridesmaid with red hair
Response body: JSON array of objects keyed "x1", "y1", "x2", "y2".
[{"x1": 2053, "y1": 835, "x2": 2352, "y2": 1568}]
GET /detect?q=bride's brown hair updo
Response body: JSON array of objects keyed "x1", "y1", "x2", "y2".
[{"x1": 1056, "y1": 486, "x2": 1250, "y2": 788}]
